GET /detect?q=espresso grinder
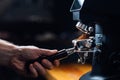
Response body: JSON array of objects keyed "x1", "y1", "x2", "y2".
[
  {"x1": 27, "y1": 0, "x2": 120, "y2": 79},
  {"x1": 70, "y1": 0, "x2": 120, "y2": 80}
]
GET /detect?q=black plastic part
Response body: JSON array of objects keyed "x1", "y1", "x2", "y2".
[{"x1": 25, "y1": 49, "x2": 68, "y2": 73}]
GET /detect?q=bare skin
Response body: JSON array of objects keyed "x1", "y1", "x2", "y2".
[{"x1": 0, "y1": 39, "x2": 60, "y2": 78}]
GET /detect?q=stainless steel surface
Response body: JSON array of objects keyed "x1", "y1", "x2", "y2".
[{"x1": 76, "y1": 21, "x2": 94, "y2": 34}]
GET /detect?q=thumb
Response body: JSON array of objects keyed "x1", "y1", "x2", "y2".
[{"x1": 40, "y1": 49, "x2": 58, "y2": 56}]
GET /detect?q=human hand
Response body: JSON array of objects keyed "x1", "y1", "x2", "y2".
[{"x1": 9, "y1": 46, "x2": 60, "y2": 78}]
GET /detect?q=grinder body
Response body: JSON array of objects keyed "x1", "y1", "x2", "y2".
[{"x1": 70, "y1": 0, "x2": 120, "y2": 80}]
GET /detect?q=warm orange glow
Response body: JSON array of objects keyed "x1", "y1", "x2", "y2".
[
  {"x1": 77, "y1": 34, "x2": 89, "y2": 40},
  {"x1": 46, "y1": 63, "x2": 92, "y2": 80}
]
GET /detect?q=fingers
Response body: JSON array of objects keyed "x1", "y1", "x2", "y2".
[
  {"x1": 33, "y1": 62, "x2": 46, "y2": 77},
  {"x1": 39, "y1": 49, "x2": 60, "y2": 67},
  {"x1": 40, "y1": 49, "x2": 58, "y2": 56},
  {"x1": 29, "y1": 59, "x2": 60, "y2": 78},
  {"x1": 29, "y1": 62, "x2": 47, "y2": 78},
  {"x1": 41, "y1": 59, "x2": 54, "y2": 69},
  {"x1": 54, "y1": 60, "x2": 60, "y2": 67},
  {"x1": 29, "y1": 64, "x2": 38, "y2": 78}
]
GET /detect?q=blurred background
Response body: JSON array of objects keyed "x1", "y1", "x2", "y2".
[
  {"x1": 0, "y1": 0, "x2": 77, "y2": 50},
  {"x1": 0, "y1": 0, "x2": 80, "y2": 62},
  {"x1": 0, "y1": 0, "x2": 91, "y2": 80}
]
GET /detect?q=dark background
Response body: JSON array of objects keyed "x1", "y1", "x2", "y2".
[
  {"x1": 0, "y1": 0, "x2": 77, "y2": 49},
  {"x1": 0, "y1": 0, "x2": 91, "y2": 80},
  {"x1": 0, "y1": 0, "x2": 81, "y2": 64}
]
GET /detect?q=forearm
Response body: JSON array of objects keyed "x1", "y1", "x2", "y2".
[{"x1": 0, "y1": 39, "x2": 18, "y2": 66}]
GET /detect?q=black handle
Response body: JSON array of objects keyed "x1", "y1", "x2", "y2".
[{"x1": 26, "y1": 49, "x2": 68, "y2": 73}]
